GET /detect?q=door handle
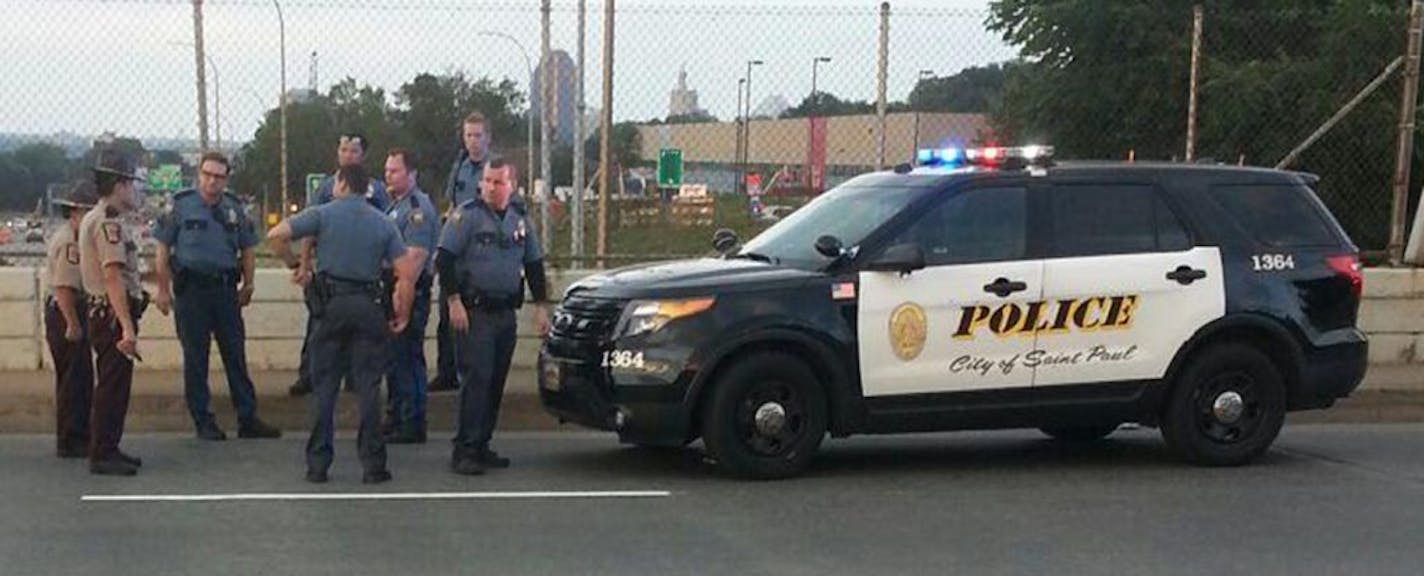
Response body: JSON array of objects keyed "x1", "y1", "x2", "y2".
[
  {"x1": 983, "y1": 277, "x2": 1028, "y2": 298},
  {"x1": 1166, "y1": 265, "x2": 1207, "y2": 285}
]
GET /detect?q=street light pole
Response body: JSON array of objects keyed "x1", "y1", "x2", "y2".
[
  {"x1": 734, "y1": 78, "x2": 744, "y2": 194},
  {"x1": 475, "y1": 31, "x2": 537, "y2": 202},
  {"x1": 170, "y1": 41, "x2": 222, "y2": 151},
  {"x1": 741, "y1": 59, "x2": 763, "y2": 195},
  {"x1": 191, "y1": 0, "x2": 209, "y2": 150},
  {"x1": 912, "y1": 69, "x2": 933, "y2": 151},
  {"x1": 275, "y1": 0, "x2": 289, "y2": 217}
]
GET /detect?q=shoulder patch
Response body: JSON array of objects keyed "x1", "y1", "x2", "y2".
[
  {"x1": 101, "y1": 222, "x2": 122, "y2": 244},
  {"x1": 65, "y1": 244, "x2": 80, "y2": 265},
  {"x1": 411, "y1": 211, "x2": 425, "y2": 225}
]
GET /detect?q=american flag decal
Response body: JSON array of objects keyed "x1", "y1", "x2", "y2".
[{"x1": 831, "y1": 282, "x2": 856, "y2": 301}]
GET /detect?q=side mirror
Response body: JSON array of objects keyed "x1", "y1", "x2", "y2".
[
  {"x1": 814, "y1": 235, "x2": 845, "y2": 259},
  {"x1": 865, "y1": 243, "x2": 927, "y2": 274},
  {"x1": 712, "y1": 228, "x2": 739, "y2": 255}
]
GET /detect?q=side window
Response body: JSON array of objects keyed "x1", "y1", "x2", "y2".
[
  {"x1": 1208, "y1": 184, "x2": 1339, "y2": 248},
  {"x1": 894, "y1": 187, "x2": 1027, "y2": 266},
  {"x1": 1051, "y1": 184, "x2": 1190, "y2": 257}
]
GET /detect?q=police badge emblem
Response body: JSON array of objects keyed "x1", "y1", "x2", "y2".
[
  {"x1": 514, "y1": 219, "x2": 527, "y2": 242},
  {"x1": 101, "y1": 222, "x2": 122, "y2": 245},
  {"x1": 888, "y1": 302, "x2": 928, "y2": 362}
]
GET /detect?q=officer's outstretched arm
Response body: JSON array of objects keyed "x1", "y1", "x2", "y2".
[{"x1": 265, "y1": 221, "x2": 299, "y2": 269}]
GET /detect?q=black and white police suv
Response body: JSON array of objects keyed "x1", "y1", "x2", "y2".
[{"x1": 539, "y1": 145, "x2": 1368, "y2": 479}]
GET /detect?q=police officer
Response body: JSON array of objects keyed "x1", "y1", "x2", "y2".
[
  {"x1": 267, "y1": 164, "x2": 419, "y2": 484},
  {"x1": 430, "y1": 112, "x2": 493, "y2": 393},
  {"x1": 381, "y1": 149, "x2": 439, "y2": 444},
  {"x1": 436, "y1": 157, "x2": 550, "y2": 475},
  {"x1": 45, "y1": 180, "x2": 97, "y2": 459},
  {"x1": 291, "y1": 132, "x2": 391, "y2": 397},
  {"x1": 153, "y1": 152, "x2": 281, "y2": 441},
  {"x1": 78, "y1": 150, "x2": 147, "y2": 476}
]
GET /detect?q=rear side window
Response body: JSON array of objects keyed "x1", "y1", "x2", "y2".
[
  {"x1": 1050, "y1": 184, "x2": 1192, "y2": 257},
  {"x1": 1208, "y1": 184, "x2": 1339, "y2": 247}
]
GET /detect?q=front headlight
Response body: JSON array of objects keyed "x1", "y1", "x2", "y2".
[{"x1": 621, "y1": 297, "x2": 716, "y2": 337}]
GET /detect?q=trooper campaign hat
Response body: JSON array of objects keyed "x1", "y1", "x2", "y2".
[
  {"x1": 91, "y1": 148, "x2": 143, "y2": 181},
  {"x1": 54, "y1": 180, "x2": 99, "y2": 208}
]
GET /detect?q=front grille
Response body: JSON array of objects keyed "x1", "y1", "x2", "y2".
[{"x1": 551, "y1": 295, "x2": 627, "y2": 341}]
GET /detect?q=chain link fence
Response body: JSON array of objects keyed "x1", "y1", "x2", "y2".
[{"x1": 0, "y1": 0, "x2": 1415, "y2": 268}]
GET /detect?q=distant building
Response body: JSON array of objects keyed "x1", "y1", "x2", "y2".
[
  {"x1": 532, "y1": 49, "x2": 578, "y2": 146},
  {"x1": 668, "y1": 67, "x2": 703, "y2": 118}
]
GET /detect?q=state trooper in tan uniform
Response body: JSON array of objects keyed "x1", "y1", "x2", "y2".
[
  {"x1": 78, "y1": 150, "x2": 148, "y2": 476},
  {"x1": 44, "y1": 181, "x2": 98, "y2": 459}
]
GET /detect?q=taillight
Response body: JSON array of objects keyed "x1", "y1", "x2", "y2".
[{"x1": 1325, "y1": 254, "x2": 1363, "y2": 298}]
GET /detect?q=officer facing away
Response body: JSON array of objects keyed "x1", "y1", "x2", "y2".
[
  {"x1": 382, "y1": 148, "x2": 439, "y2": 444},
  {"x1": 77, "y1": 150, "x2": 147, "y2": 476},
  {"x1": 291, "y1": 132, "x2": 391, "y2": 397},
  {"x1": 267, "y1": 164, "x2": 420, "y2": 485},
  {"x1": 153, "y1": 152, "x2": 281, "y2": 441},
  {"x1": 436, "y1": 157, "x2": 551, "y2": 476},
  {"x1": 45, "y1": 180, "x2": 97, "y2": 459},
  {"x1": 430, "y1": 112, "x2": 493, "y2": 393}
]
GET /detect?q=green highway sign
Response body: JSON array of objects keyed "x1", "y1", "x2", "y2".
[
  {"x1": 657, "y1": 148, "x2": 683, "y2": 188},
  {"x1": 305, "y1": 173, "x2": 325, "y2": 201},
  {"x1": 147, "y1": 164, "x2": 183, "y2": 193}
]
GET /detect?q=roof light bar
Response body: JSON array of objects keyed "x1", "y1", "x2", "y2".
[{"x1": 915, "y1": 145, "x2": 1055, "y2": 168}]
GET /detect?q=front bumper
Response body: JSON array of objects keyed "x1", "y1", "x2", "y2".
[{"x1": 538, "y1": 341, "x2": 696, "y2": 447}]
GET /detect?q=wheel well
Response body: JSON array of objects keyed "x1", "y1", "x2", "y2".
[
  {"x1": 688, "y1": 339, "x2": 843, "y2": 441},
  {"x1": 1165, "y1": 323, "x2": 1303, "y2": 412}
]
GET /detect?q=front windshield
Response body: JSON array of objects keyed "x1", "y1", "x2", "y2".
[{"x1": 739, "y1": 182, "x2": 929, "y2": 270}]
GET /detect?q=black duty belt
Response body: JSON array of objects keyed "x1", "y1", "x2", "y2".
[
  {"x1": 461, "y1": 292, "x2": 520, "y2": 312},
  {"x1": 177, "y1": 269, "x2": 238, "y2": 289}
]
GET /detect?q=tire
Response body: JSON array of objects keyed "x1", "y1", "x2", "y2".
[
  {"x1": 1160, "y1": 344, "x2": 1286, "y2": 466},
  {"x1": 1040, "y1": 425, "x2": 1119, "y2": 443},
  {"x1": 701, "y1": 351, "x2": 828, "y2": 480}
]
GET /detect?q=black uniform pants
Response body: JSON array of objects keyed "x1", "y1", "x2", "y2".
[
  {"x1": 306, "y1": 292, "x2": 390, "y2": 474},
  {"x1": 174, "y1": 280, "x2": 258, "y2": 427},
  {"x1": 44, "y1": 301, "x2": 92, "y2": 453},
  {"x1": 452, "y1": 306, "x2": 518, "y2": 458},
  {"x1": 88, "y1": 303, "x2": 135, "y2": 461}
]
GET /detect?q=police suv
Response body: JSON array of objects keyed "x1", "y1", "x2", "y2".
[{"x1": 539, "y1": 146, "x2": 1368, "y2": 479}]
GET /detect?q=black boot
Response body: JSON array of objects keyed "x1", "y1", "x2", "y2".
[
  {"x1": 196, "y1": 421, "x2": 228, "y2": 442},
  {"x1": 90, "y1": 456, "x2": 138, "y2": 476},
  {"x1": 288, "y1": 378, "x2": 311, "y2": 397},
  {"x1": 384, "y1": 421, "x2": 427, "y2": 445},
  {"x1": 238, "y1": 418, "x2": 282, "y2": 439}
]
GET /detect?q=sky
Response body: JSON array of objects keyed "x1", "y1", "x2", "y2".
[{"x1": 0, "y1": 0, "x2": 1009, "y2": 146}]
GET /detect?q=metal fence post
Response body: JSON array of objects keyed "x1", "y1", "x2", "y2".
[
  {"x1": 539, "y1": 0, "x2": 553, "y2": 256},
  {"x1": 1392, "y1": 0, "x2": 1424, "y2": 265},
  {"x1": 1185, "y1": 5, "x2": 1203, "y2": 163},
  {"x1": 191, "y1": 0, "x2": 209, "y2": 151},
  {"x1": 573, "y1": 0, "x2": 587, "y2": 261},
  {"x1": 598, "y1": 0, "x2": 615, "y2": 268}
]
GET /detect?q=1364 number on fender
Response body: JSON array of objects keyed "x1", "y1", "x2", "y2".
[
  {"x1": 1252, "y1": 254, "x2": 1295, "y2": 272},
  {"x1": 603, "y1": 350, "x2": 646, "y2": 370}
]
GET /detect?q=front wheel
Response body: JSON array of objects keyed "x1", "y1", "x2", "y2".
[
  {"x1": 1161, "y1": 344, "x2": 1286, "y2": 466},
  {"x1": 701, "y1": 352, "x2": 827, "y2": 480}
]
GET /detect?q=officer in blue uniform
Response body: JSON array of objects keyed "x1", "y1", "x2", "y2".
[
  {"x1": 291, "y1": 133, "x2": 390, "y2": 397},
  {"x1": 267, "y1": 164, "x2": 418, "y2": 484},
  {"x1": 431, "y1": 112, "x2": 494, "y2": 393},
  {"x1": 436, "y1": 157, "x2": 550, "y2": 476},
  {"x1": 154, "y1": 152, "x2": 281, "y2": 441},
  {"x1": 381, "y1": 149, "x2": 439, "y2": 444}
]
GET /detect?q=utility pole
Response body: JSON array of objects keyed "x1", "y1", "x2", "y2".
[
  {"x1": 598, "y1": 0, "x2": 615, "y2": 266},
  {"x1": 741, "y1": 60, "x2": 763, "y2": 195},
  {"x1": 811, "y1": 56, "x2": 831, "y2": 111},
  {"x1": 192, "y1": 0, "x2": 209, "y2": 150},
  {"x1": 735, "y1": 77, "x2": 745, "y2": 194},
  {"x1": 275, "y1": 0, "x2": 289, "y2": 217},
  {"x1": 912, "y1": 69, "x2": 933, "y2": 151},
  {"x1": 1185, "y1": 4, "x2": 1204, "y2": 163},
  {"x1": 1392, "y1": 0, "x2": 1424, "y2": 265},
  {"x1": 874, "y1": 2, "x2": 889, "y2": 170},
  {"x1": 540, "y1": 0, "x2": 553, "y2": 257},
  {"x1": 573, "y1": 0, "x2": 587, "y2": 260}
]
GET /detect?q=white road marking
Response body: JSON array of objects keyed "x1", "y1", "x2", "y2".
[{"x1": 82, "y1": 491, "x2": 671, "y2": 503}]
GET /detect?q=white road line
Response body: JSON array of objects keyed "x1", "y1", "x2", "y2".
[{"x1": 82, "y1": 491, "x2": 671, "y2": 503}]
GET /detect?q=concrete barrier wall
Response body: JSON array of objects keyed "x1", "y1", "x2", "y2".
[{"x1": 3, "y1": 267, "x2": 1419, "y2": 385}]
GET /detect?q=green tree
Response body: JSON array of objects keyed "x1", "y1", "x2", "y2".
[
  {"x1": 781, "y1": 93, "x2": 875, "y2": 119},
  {"x1": 986, "y1": 0, "x2": 1407, "y2": 248},
  {"x1": 908, "y1": 64, "x2": 1012, "y2": 114},
  {"x1": 392, "y1": 72, "x2": 528, "y2": 194}
]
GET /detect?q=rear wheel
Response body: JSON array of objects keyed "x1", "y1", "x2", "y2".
[
  {"x1": 1039, "y1": 425, "x2": 1119, "y2": 443},
  {"x1": 1161, "y1": 344, "x2": 1286, "y2": 466},
  {"x1": 701, "y1": 352, "x2": 827, "y2": 480}
]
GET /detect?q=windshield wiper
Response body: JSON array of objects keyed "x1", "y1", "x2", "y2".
[{"x1": 734, "y1": 251, "x2": 775, "y2": 264}]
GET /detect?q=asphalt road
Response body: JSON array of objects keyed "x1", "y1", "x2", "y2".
[{"x1": 2, "y1": 424, "x2": 1422, "y2": 576}]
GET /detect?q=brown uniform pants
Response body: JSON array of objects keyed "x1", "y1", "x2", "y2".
[
  {"x1": 88, "y1": 303, "x2": 135, "y2": 461},
  {"x1": 44, "y1": 299, "x2": 92, "y2": 453}
]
